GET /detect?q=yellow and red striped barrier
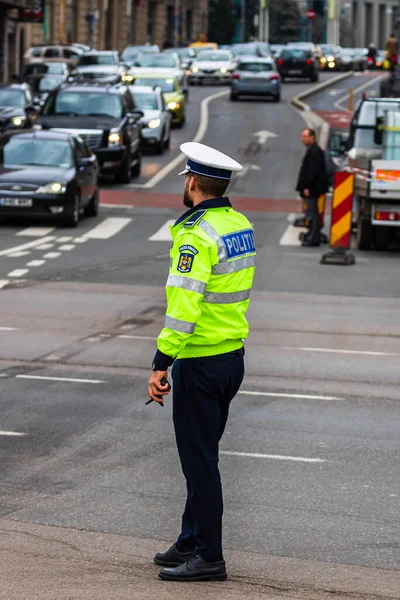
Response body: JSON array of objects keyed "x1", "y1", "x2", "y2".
[
  {"x1": 321, "y1": 172, "x2": 355, "y2": 265},
  {"x1": 329, "y1": 172, "x2": 354, "y2": 248}
]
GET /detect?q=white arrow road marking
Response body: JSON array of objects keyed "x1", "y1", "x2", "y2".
[
  {"x1": 84, "y1": 217, "x2": 132, "y2": 239},
  {"x1": 235, "y1": 164, "x2": 261, "y2": 178},
  {"x1": 0, "y1": 430, "x2": 27, "y2": 436},
  {"x1": 252, "y1": 130, "x2": 278, "y2": 144},
  {"x1": 220, "y1": 451, "x2": 326, "y2": 463},
  {"x1": 149, "y1": 219, "x2": 175, "y2": 241}
]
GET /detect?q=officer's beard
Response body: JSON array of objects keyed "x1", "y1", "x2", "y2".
[{"x1": 183, "y1": 183, "x2": 194, "y2": 208}]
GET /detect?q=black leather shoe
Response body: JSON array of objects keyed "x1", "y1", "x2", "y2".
[
  {"x1": 301, "y1": 240, "x2": 320, "y2": 247},
  {"x1": 159, "y1": 554, "x2": 227, "y2": 581},
  {"x1": 154, "y1": 544, "x2": 194, "y2": 567}
]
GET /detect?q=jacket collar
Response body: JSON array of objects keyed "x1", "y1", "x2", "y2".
[{"x1": 174, "y1": 197, "x2": 232, "y2": 226}]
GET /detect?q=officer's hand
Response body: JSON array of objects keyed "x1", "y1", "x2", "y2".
[{"x1": 148, "y1": 370, "x2": 170, "y2": 403}]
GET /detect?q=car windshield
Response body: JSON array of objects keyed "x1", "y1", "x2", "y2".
[
  {"x1": 281, "y1": 50, "x2": 308, "y2": 60},
  {"x1": 122, "y1": 46, "x2": 156, "y2": 60},
  {"x1": 78, "y1": 54, "x2": 116, "y2": 66},
  {"x1": 238, "y1": 62, "x2": 273, "y2": 72},
  {"x1": 232, "y1": 44, "x2": 258, "y2": 56},
  {"x1": 196, "y1": 51, "x2": 231, "y2": 62},
  {"x1": 341, "y1": 49, "x2": 355, "y2": 56},
  {"x1": 45, "y1": 91, "x2": 122, "y2": 118},
  {"x1": 135, "y1": 55, "x2": 176, "y2": 68},
  {"x1": 1, "y1": 138, "x2": 73, "y2": 169},
  {"x1": 133, "y1": 78, "x2": 175, "y2": 92},
  {"x1": 0, "y1": 89, "x2": 26, "y2": 108},
  {"x1": 132, "y1": 92, "x2": 159, "y2": 110},
  {"x1": 38, "y1": 77, "x2": 60, "y2": 92},
  {"x1": 320, "y1": 45, "x2": 334, "y2": 54}
]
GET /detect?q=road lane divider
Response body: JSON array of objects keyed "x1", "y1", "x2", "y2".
[
  {"x1": 220, "y1": 451, "x2": 326, "y2": 463},
  {"x1": 0, "y1": 430, "x2": 27, "y2": 436},
  {"x1": 84, "y1": 217, "x2": 132, "y2": 239},
  {"x1": 239, "y1": 390, "x2": 342, "y2": 401},
  {"x1": 16, "y1": 375, "x2": 105, "y2": 384},
  {"x1": 0, "y1": 235, "x2": 55, "y2": 258},
  {"x1": 140, "y1": 89, "x2": 230, "y2": 190},
  {"x1": 334, "y1": 73, "x2": 387, "y2": 111},
  {"x1": 0, "y1": 326, "x2": 19, "y2": 331},
  {"x1": 294, "y1": 347, "x2": 398, "y2": 357},
  {"x1": 291, "y1": 71, "x2": 354, "y2": 112}
]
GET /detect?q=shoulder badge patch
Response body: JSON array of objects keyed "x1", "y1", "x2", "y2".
[
  {"x1": 183, "y1": 209, "x2": 208, "y2": 228},
  {"x1": 177, "y1": 251, "x2": 196, "y2": 273}
]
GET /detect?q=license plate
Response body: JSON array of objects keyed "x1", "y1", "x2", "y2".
[
  {"x1": 288, "y1": 70, "x2": 302, "y2": 75},
  {"x1": 245, "y1": 78, "x2": 269, "y2": 83},
  {"x1": 0, "y1": 197, "x2": 33, "y2": 207}
]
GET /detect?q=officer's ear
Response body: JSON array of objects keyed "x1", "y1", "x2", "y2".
[{"x1": 188, "y1": 174, "x2": 197, "y2": 191}]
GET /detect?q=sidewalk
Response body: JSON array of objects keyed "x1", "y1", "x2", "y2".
[{"x1": 1, "y1": 518, "x2": 398, "y2": 600}]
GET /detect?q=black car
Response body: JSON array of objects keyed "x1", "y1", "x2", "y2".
[
  {"x1": 36, "y1": 83, "x2": 143, "y2": 183},
  {"x1": 0, "y1": 130, "x2": 99, "y2": 226},
  {"x1": 0, "y1": 83, "x2": 37, "y2": 133},
  {"x1": 277, "y1": 48, "x2": 319, "y2": 82}
]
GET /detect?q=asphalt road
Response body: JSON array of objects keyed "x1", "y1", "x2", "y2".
[{"x1": 0, "y1": 72, "x2": 399, "y2": 596}]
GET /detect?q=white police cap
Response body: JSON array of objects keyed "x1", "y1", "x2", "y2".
[{"x1": 178, "y1": 142, "x2": 242, "y2": 181}]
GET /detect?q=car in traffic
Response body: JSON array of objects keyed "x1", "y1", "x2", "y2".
[
  {"x1": 287, "y1": 41, "x2": 322, "y2": 62},
  {"x1": 0, "y1": 83, "x2": 37, "y2": 133},
  {"x1": 0, "y1": 130, "x2": 99, "y2": 226},
  {"x1": 230, "y1": 43, "x2": 267, "y2": 58},
  {"x1": 131, "y1": 75, "x2": 185, "y2": 127},
  {"x1": 277, "y1": 48, "x2": 319, "y2": 82},
  {"x1": 163, "y1": 47, "x2": 197, "y2": 71},
  {"x1": 130, "y1": 52, "x2": 188, "y2": 95},
  {"x1": 71, "y1": 51, "x2": 128, "y2": 84},
  {"x1": 270, "y1": 44, "x2": 286, "y2": 58},
  {"x1": 20, "y1": 62, "x2": 70, "y2": 105},
  {"x1": 120, "y1": 44, "x2": 160, "y2": 67},
  {"x1": 230, "y1": 57, "x2": 280, "y2": 102},
  {"x1": 23, "y1": 44, "x2": 83, "y2": 67},
  {"x1": 129, "y1": 85, "x2": 171, "y2": 154},
  {"x1": 189, "y1": 49, "x2": 236, "y2": 84},
  {"x1": 319, "y1": 44, "x2": 342, "y2": 70},
  {"x1": 36, "y1": 83, "x2": 143, "y2": 183},
  {"x1": 339, "y1": 48, "x2": 365, "y2": 71}
]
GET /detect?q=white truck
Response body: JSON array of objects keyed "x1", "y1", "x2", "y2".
[{"x1": 347, "y1": 97, "x2": 400, "y2": 250}]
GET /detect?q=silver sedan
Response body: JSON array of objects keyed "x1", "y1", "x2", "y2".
[
  {"x1": 189, "y1": 50, "x2": 237, "y2": 84},
  {"x1": 230, "y1": 58, "x2": 281, "y2": 102},
  {"x1": 129, "y1": 85, "x2": 172, "y2": 154}
]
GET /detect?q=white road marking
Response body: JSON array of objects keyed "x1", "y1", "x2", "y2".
[
  {"x1": 279, "y1": 224, "x2": 307, "y2": 246},
  {"x1": 239, "y1": 390, "x2": 342, "y2": 401},
  {"x1": 16, "y1": 374, "x2": 104, "y2": 384},
  {"x1": 100, "y1": 203, "x2": 135, "y2": 209},
  {"x1": 334, "y1": 74, "x2": 387, "y2": 111},
  {"x1": 7, "y1": 269, "x2": 29, "y2": 278},
  {"x1": 235, "y1": 164, "x2": 261, "y2": 178},
  {"x1": 0, "y1": 236, "x2": 54, "y2": 258},
  {"x1": 252, "y1": 130, "x2": 278, "y2": 144},
  {"x1": 0, "y1": 280, "x2": 9, "y2": 289},
  {"x1": 118, "y1": 334, "x2": 157, "y2": 340},
  {"x1": 16, "y1": 227, "x2": 55, "y2": 237},
  {"x1": 140, "y1": 89, "x2": 230, "y2": 189},
  {"x1": 59, "y1": 244, "x2": 75, "y2": 251},
  {"x1": 26, "y1": 259, "x2": 45, "y2": 267},
  {"x1": 148, "y1": 219, "x2": 175, "y2": 241},
  {"x1": 295, "y1": 347, "x2": 398, "y2": 357},
  {"x1": 7, "y1": 251, "x2": 31, "y2": 258},
  {"x1": 0, "y1": 326, "x2": 19, "y2": 331},
  {"x1": 43, "y1": 252, "x2": 61, "y2": 259},
  {"x1": 220, "y1": 451, "x2": 326, "y2": 463},
  {"x1": 73, "y1": 237, "x2": 88, "y2": 243},
  {"x1": 84, "y1": 217, "x2": 132, "y2": 239},
  {"x1": 57, "y1": 236, "x2": 73, "y2": 242},
  {"x1": 287, "y1": 212, "x2": 300, "y2": 223},
  {"x1": 0, "y1": 430, "x2": 27, "y2": 437},
  {"x1": 36, "y1": 243, "x2": 54, "y2": 250}
]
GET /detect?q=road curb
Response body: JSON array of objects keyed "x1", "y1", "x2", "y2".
[{"x1": 290, "y1": 72, "x2": 354, "y2": 149}]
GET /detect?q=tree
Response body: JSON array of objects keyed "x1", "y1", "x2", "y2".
[
  {"x1": 208, "y1": 0, "x2": 237, "y2": 45},
  {"x1": 270, "y1": 0, "x2": 301, "y2": 44}
]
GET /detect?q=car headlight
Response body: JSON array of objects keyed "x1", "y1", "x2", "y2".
[
  {"x1": 328, "y1": 61, "x2": 335, "y2": 68},
  {"x1": 108, "y1": 131, "x2": 122, "y2": 146},
  {"x1": 121, "y1": 73, "x2": 134, "y2": 82},
  {"x1": 327, "y1": 56, "x2": 334, "y2": 62},
  {"x1": 11, "y1": 116, "x2": 26, "y2": 127},
  {"x1": 167, "y1": 101, "x2": 180, "y2": 110},
  {"x1": 36, "y1": 182, "x2": 66, "y2": 195},
  {"x1": 148, "y1": 119, "x2": 161, "y2": 129},
  {"x1": 220, "y1": 67, "x2": 228, "y2": 74},
  {"x1": 321, "y1": 57, "x2": 327, "y2": 64},
  {"x1": 191, "y1": 66, "x2": 199, "y2": 73}
]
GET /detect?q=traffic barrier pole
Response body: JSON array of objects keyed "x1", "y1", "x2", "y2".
[
  {"x1": 321, "y1": 172, "x2": 356, "y2": 265},
  {"x1": 348, "y1": 88, "x2": 354, "y2": 112}
]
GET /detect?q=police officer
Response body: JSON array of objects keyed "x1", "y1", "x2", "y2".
[{"x1": 148, "y1": 142, "x2": 256, "y2": 582}]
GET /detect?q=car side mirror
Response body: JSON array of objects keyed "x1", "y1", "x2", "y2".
[
  {"x1": 128, "y1": 110, "x2": 144, "y2": 118},
  {"x1": 339, "y1": 139, "x2": 349, "y2": 153}
]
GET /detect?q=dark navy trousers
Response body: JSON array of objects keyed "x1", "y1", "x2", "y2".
[{"x1": 172, "y1": 350, "x2": 244, "y2": 562}]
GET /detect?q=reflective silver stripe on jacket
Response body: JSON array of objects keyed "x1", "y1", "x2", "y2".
[
  {"x1": 212, "y1": 254, "x2": 256, "y2": 275},
  {"x1": 198, "y1": 220, "x2": 227, "y2": 262},
  {"x1": 165, "y1": 315, "x2": 195, "y2": 334},
  {"x1": 166, "y1": 275, "x2": 206, "y2": 294},
  {"x1": 202, "y1": 288, "x2": 252, "y2": 304}
]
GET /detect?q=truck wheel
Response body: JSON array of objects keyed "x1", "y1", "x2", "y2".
[
  {"x1": 374, "y1": 226, "x2": 389, "y2": 250},
  {"x1": 356, "y1": 216, "x2": 373, "y2": 250}
]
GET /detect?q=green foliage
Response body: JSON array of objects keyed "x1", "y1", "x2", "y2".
[
  {"x1": 208, "y1": 0, "x2": 237, "y2": 45},
  {"x1": 270, "y1": 0, "x2": 301, "y2": 43}
]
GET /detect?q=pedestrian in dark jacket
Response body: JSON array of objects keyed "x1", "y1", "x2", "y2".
[{"x1": 296, "y1": 128, "x2": 329, "y2": 247}]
